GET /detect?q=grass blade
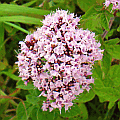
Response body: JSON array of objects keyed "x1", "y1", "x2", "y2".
[
  {"x1": 22, "y1": 0, "x2": 38, "y2": 7},
  {"x1": 0, "y1": 22, "x2": 5, "y2": 60},
  {"x1": 0, "y1": 16, "x2": 42, "y2": 25},
  {"x1": 0, "y1": 71, "x2": 22, "y2": 81},
  {"x1": 4, "y1": 22, "x2": 30, "y2": 34},
  {"x1": 0, "y1": 4, "x2": 50, "y2": 18}
]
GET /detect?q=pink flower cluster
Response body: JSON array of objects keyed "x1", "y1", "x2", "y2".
[
  {"x1": 104, "y1": 0, "x2": 120, "y2": 10},
  {"x1": 16, "y1": 9, "x2": 103, "y2": 113}
]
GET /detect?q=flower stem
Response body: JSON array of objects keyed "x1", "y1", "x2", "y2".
[
  {"x1": 101, "y1": 10, "x2": 118, "y2": 39},
  {"x1": 101, "y1": 17, "x2": 114, "y2": 39}
]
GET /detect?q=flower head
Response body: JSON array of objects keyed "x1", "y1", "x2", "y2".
[
  {"x1": 16, "y1": 9, "x2": 103, "y2": 113},
  {"x1": 104, "y1": 0, "x2": 120, "y2": 10}
]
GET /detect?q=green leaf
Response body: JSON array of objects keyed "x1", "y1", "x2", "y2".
[
  {"x1": 108, "y1": 3, "x2": 113, "y2": 11},
  {"x1": 80, "y1": 5, "x2": 102, "y2": 32},
  {"x1": 16, "y1": 80, "x2": 35, "y2": 90},
  {"x1": 88, "y1": 102, "x2": 101, "y2": 115},
  {"x1": 49, "y1": 0, "x2": 55, "y2": 8},
  {"x1": 92, "y1": 62, "x2": 104, "y2": 88},
  {"x1": 98, "y1": 96, "x2": 107, "y2": 103},
  {"x1": 22, "y1": 102, "x2": 37, "y2": 120},
  {"x1": 29, "y1": 88, "x2": 46, "y2": 101},
  {"x1": 26, "y1": 95, "x2": 41, "y2": 106},
  {"x1": 16, "y1": 84, "x2": 35, "y2": 90},
  {"x1": 17, "y1": 102, "x2": 27, "y2": 120},
  {"x1": 4, "y1": 22, "x2": 30, "y2": 34},
  {"x1": 22, "y1": 0, "x2": 38, "y2": 7},
  {"x1": 100, "y1": 13, "x2": 109, "y2": 31},
  {"x1": 114, "y1": 17, "x2": 120, "y2": 25},
  {"x1": 0, "y1": 89, "x2": 7, "y2": 103},
  {"x1": 0, "y1": 62, "x2": 6, "y2": 71},
  {"x1": 0, "y1": 71, "x2": 22, "y2": 81},
  {"x1": 73, "y1": 89, "x2": 95, "y2": 103},
  {"x1": 116, "y1": 11, "x2": 120, "y2": 17},
  {"x1": 77, "y1": 103, "x2": 88, "y2": 120},
  {"x1": 77, "y1": 0, "x2": 101, "y2": 12},
  {"x1": 107, "y1": 65, "x2": 120, "y2": 87},
  {"x1": 95, "y1": 35, "x2": 104, "y2": 48},
  {"x1": 105, "y1": 44, "x2": 120, "y2": 59},
  {"x1": 0, "y1": 36, "x2": 10, "y2": 56},
  {"x1": 53, "y1": 0, "x2": 64, "y2": 3},
  {"x1": 0, "y1": 22, "x2": 5, "y2": 60},
  {"x1": 50, "y1": 1, "x2": 75, "y2": 13},
  {"x1": 61, "y1": 103, "x2": 88, "y2": 119},
  {"x1": 0, "y1": 89, "x2": 18, "y2": 106},
  {"x1": 105, "y1": 38, "x2": 120, "y2": 45},
  {"x1": 21, "y1": 102, "x2": 33, "y2": 119},
  {"x1": 0, "y1": 16, "x2": 42, "y2": 25},
  {"x1": 0, "y1": 4, "x2": 50, "y2": 18},
  {"x1": 118, "y1": 101, "x2": 120, "y2": 110},
  {"x1": 41, "y1": 58, "x2": 47, "y2": 62},
  {"x1": 105, "y1": 29, "x2": 116, "y2": 39},
  {"x1": 4, "y1": 22, "x2": 13, "y2": 33},
  {"x1": 81, "y1": 14, "x2": 101, "y2": 32},
  {"x1": 37, "y1": 108, "x2": 47, "y2": 120},
  {"x1": 104, "y1": 103, "x2": 116, "y2": 120},
  {"x1": 29, "y1": 88, "x2": 41, "y2": 96},
  {"x1": 30, "y1": 107, "x2": 38, "y2": 120},
  {"x1": 117, "y1": 25, "x2": 120, "y2": 32},
  {"x1": 81, "y1": 5, "x2": 100, "y2": 19},
  {"x1": 27, "y1": 106, "x2": 35, "y2": 119},
  {"x1": 16, "y1": 80, "x2": 24, "y2": 86},
  {"x1": 94, "y1": 87, "x2": 120, "y2": 102},
  {"x1": 94, "y1": 27, "x2": 103, "y2": 35},
  {"x1": 0, "y1": 102, "x2": 9, "y2": 116},
  {"x1": 37, "y1": 108, "x2": 58, "y2": 120},
  {"x1": 56, "y1": 116, "x2": 64, "y2": 120},
  {"x1": 108, "y1": 101, "x2": 115, "y2": 110},
  {"x1": 101, "y1": 51, "x2": 112, "y2": 79}
]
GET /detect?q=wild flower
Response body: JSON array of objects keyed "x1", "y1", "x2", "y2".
[
  {"x1": 104, "y1": 0, "x2": 120, "y2": 10},
  {"x1": 16, "y1": 9, "x2": 104, "y2": 113}
]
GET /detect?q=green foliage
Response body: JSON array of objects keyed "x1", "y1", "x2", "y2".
[
  {"x1": 94, "y1": 87, "x2": 120, "y2": 102},
  {"x1": 26, "y1": 95, "x2": 41, "y2": 106},
  {"x1": 100, "y1": 10, "x2": 113, "y2": 31},
  {"x1": 92, "y1": 62, "x2": 104, "y2": 88},
  {"x1": 105, "y1": 38, "x2": 120, "y2": 45},
  {"x1": 105, "y1": 29, "x2": 116, "y2": 39},
  {"x1": 0, "y1": 22, "x2": 5, "y2": 60},
  {"x1": 117, "y1": 25, "x2": 120, "y2": 32},
  {"x1": 4, "y1": 22, "x2": 30, "y2": 34},
  {"x1": 105, "y1": 42, "x2": 120, "y2": 59},
  {"x1": 116, "y1": 11, "x2": 120, "y2": 16},
  {"x1": 34, "y1": 107, "x2": 58, "y2": 120},
  {"x1": 80, "y1": 5, "x2": 102, "y2": 32},
  {"x1": 0, "y1": 71, "x2": 22, "y2": 81},
  {"x1": 0, "y1": 4, "x2": 50, "y2": 17},
  {"x1": 77, "y1": 0, "x2": 104, "y2": 12},
  {"x1": 37, "y1": 108, "x2": 48, "y2": 120},
  {"x1": 108, "y1": 101, "x2": 115, "y2": 110},
  {"x1": 118, "y1": 101, "x2": 120, "y2": 110},
  {"x1": 17, "y1": 102, "x2": 27, "y2": 120},
  {"x1": 74, "y1": 89, "x2": 95, "y2": 103},
  {"x1": 16, "y1": 80, "x2": 35, "y2": 90},
  {"x1": 21, "y1": 0, "x2": 38, "y2": 7},
  {"x1": 101, "y1": 12, "x2": 109, "y2": 31},
  {"x1": 0, "y1": 16, "x2": 42, "y2": 25},
  {"x1": 61, "y1": 103, "x2": 88, "y2": 119},
  {"x1": 107, "y1": 65, "x2": 120, "y2": 87},
  {"x1": 101, "y1": 51, "x2": 112, "y2": 79}
]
